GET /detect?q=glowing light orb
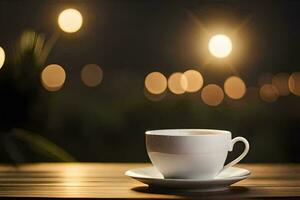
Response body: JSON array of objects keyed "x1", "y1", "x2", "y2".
[
  {"x1": 145, "y1": 72, "x2": 167, "y2": 95},
  {"x1": 0, "y1": 47, "x2": 5, "y2": 69},
  {"x1": 58, "y1": 9, "x2": 83, "y2": 33},
  {"x1": 259, "y1": 84, "x2": 279, "y2": 103},
  {"x1": 168, "y1": 72, "x2": 187, "y2": 94},
  {"x1": 201, "y1": 84, "x2": 224, "y2": 106},
  {"x1": 208, "y1": 34, "x2": 232, "y2": 58},
  {"x1": 81, "y1": 64, "x2": 103, "y2": 87},
  {"x1": 224, "y1": 76, "x2": 246, "y2": 99},
  {"x1": 41, "y1": 64, "x2": 66, "y2": 92},
  {"x1": 288, "y1": 72, "x2": 300, "y2": 96},
  {"x1": 183, "y1": 70, "x2": 204, "y2": 93}
]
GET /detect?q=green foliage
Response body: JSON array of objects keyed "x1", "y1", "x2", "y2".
[
  {"x1": 0, "y1": 30, "x2": 74, "y2": 163},
  {"x1": 10, "y1": 129, "x2": 76, "y2": 162}
]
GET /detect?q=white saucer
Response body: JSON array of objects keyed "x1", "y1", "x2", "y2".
[{"x1": 125, "y1": 166, "x2": 250, "y2": 192}]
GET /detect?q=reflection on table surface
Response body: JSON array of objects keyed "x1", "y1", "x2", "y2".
[{"x1": 0, "y1": 163, "x2": 299, "y2": 199}]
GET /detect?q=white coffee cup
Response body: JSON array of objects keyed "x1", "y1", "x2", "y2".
[{"x1": 146, "y1": 129, "x2": 249, "y2": 180}]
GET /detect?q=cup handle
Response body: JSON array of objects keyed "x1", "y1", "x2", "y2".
[{"x1": 223, "y1": 137, "x2": 249, "y2": 170}]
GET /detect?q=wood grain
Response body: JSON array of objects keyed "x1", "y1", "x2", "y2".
[{"x1": 0, "y1": 163, "x2": 299, "y2": 199}]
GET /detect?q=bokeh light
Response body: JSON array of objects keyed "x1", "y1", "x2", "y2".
[
  {"x1": 201, "y1": 84, "x2": 224, "y2": 106},
  {"x1": 41, "y1": 64, "x2": 66, "y2": 92},
  {"x1": 81, "y1": 64, "x2": 103, "y2": 87},
  {"x1": 58, "y1": 8, "x2": 83, "y2": 33},
  {"x1": 272, "y1": 73, "x2": 290, "y2": 96},
  {"x1": 0, "y1": 46, "x2": 5, "y2": 69},
  {"x1": 168, "y1": 72, "x2": 187, "y2": 94},
  {"x1": 145, "y1": 72, "x2": 167, "y2": 95},
  {"x1": 208, "y1": 34, "x2": 232, "y2": 58},
  {"x1": 288, "y1": 72, "x2": 300, "y2": 96},
  {"x1": 259, "y1": 84, "x2": 279, "y2": 103},
  {"x1": 224, "y1": 76, "x2": 246, "y2": 99},
  {"x1": 183, "y1": 70, "x2": 204, "y2": 93}
]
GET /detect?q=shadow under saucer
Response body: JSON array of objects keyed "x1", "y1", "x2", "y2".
[{"x1": 132, "y1": 186, "x2": 249, "y2": 198}]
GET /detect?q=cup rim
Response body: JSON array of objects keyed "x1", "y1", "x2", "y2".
[{"x1": 145, "y1": 129, "x2": 231, "y2": 137}]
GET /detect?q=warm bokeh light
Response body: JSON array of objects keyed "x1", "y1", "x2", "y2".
[
  {"x1": 208, "y1": 34, "x2": 232, "y2": 58},
  {"x1": 272, "y1": 73, "x2": 290, "y2": 96},
  {"x1": 168, "y1": 72, "x2": 187, "y2": 94},
  {"x1": 58, "y1": 8, "x2": 83, "y2": 33},
  {"x1": 224, "y1": 76, "x2": 246, "y2": 99},
  {"x1": 289, "y1": 72, "x2": 300, "y2": 96},
  {"x1": 145, "y1": 72, "x2": 167, "y2": 95},
  {"x1": 183, "y1": 70, "x2": 204, "y2": 93},
  {"x1": 201, "y1": 84, "x2": 224, "y2": 106},
  {"x1": 0, "y1": 46, "x2": 5, "y2": 69},
  {"x1": 41, "y1": 64, "x2": 66, "y2": 92},
  {"x1": 81, "y1": 64, "x2": 103, "y2": 87},
  {"x1": 259, "y1": 84, "x2": 279, "y2": 103}
]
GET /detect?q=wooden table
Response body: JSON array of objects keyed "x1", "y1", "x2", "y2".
[{"x1": 0, "y1": 163, "x2": 299, "y2": 199}]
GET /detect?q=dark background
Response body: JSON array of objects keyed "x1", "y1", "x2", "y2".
[{"x1": 0, "y1": 0, "x2": 299, "y2": 163}]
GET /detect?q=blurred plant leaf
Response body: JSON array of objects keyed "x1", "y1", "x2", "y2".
[
  {"x1": 40, "y1": 31, "x2": 60, "y2": 64},
  {"x1": 15, "y1": 30, "x2": 46, "y2": 67},
  {"x1": 12, "y1": 30, "x2": 59, "y2": 88},
  {"x1": 11, "y1": 129, "x2": 76, "y2": 162}
]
